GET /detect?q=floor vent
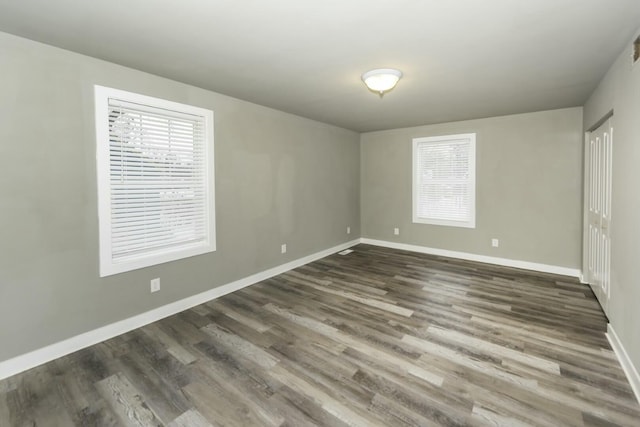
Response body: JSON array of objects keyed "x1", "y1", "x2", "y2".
[{"x1": 338, "y1": 249, "x2": 354, "y2": 255}]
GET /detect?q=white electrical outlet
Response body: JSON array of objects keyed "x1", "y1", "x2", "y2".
[
  {"x1": 394, "y1": 228, "x2": 400, "y2": 235},
  {"x1": 492, "y1": 238, "x2": 499, "y2": 247},
  {"x1": 281, "y1": 244, "x2": 287, "y2": 254},
  {"x1": 347, "y1": 226, "x2": 351, "y2": 235},
  {"x1": 150, "y1": 278, "x2": 161, "y2": 293}
]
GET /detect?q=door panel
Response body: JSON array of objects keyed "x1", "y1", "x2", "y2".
[{"x1": 584, "y1": 118, "x2": 612, "y2": 316}]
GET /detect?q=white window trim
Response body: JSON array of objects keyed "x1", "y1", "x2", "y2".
[
  {"x1": 95, "y1": 85, "x2": 216, "y2": 277},
  {"x1": 412, "y1": 133, "x2": 476, "y2": 228}
]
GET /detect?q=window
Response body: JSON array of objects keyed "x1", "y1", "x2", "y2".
[
  {"x1": 95, "y1": 86, "x2": 215, "y2": 277},
  {"x1": 412, "y1": 133, "x2": 476, "y2": 228}
]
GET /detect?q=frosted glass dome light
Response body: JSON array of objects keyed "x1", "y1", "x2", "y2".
[{"x1": 361, "y1": 68, "x2": 403, "y2": 96}]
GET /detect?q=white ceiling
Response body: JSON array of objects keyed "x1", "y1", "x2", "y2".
[{"x1": 0, "y1": 0, "x2": 639, "y2": 132}]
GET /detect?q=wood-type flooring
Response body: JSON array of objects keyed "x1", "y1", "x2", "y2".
[{"x1": 1, "y1": 244, "x2": 639, "y2": 426}]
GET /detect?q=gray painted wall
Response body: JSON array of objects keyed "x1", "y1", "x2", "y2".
[
  {"x1": 584, "y1": 28, "x2": 640, "y2": 375},
  {"x1": 0, "y1": 32, "x2": 360, "y2": 362},
  {"x1": 360, "y1": 108, "x2": 584, "y2": 268}
]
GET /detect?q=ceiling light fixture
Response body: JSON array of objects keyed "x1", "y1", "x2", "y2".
[{"x1": 361, "y1": 68, "x2": 403, "y2": 97}]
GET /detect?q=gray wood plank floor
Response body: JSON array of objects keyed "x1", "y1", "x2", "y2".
[{"x1": 1, "y1": 244, "x2": 639, "y2": 426}]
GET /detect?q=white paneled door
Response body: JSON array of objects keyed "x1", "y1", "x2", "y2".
[{"x1": 584, "y1": 118, "x2": 613, "y2": 317}]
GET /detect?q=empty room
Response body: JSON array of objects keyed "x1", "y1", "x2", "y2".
[{"x1": 1, "y1": 1, "x2": 640, "y2": 426}]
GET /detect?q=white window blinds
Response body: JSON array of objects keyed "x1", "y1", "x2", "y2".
[
  {"x1": 95, "y1": 86, "x2": 215, "y2": 277},
  {"x1": 412, "y1": 134, "x2": 476, "y2": 228}
]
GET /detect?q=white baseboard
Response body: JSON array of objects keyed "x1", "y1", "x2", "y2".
[
  {"x1": 0, "y1": 237, "x2": 585, "y2": 380},
  {"x1": 360, "y1": 238, "x2": 581, "y2": 278},
  {"x1": 607, "y1": 324, "x2": 640, "y2": 405},
  {"x1": 0, "y1": 239, "x2": 360, "y2": 381}
]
